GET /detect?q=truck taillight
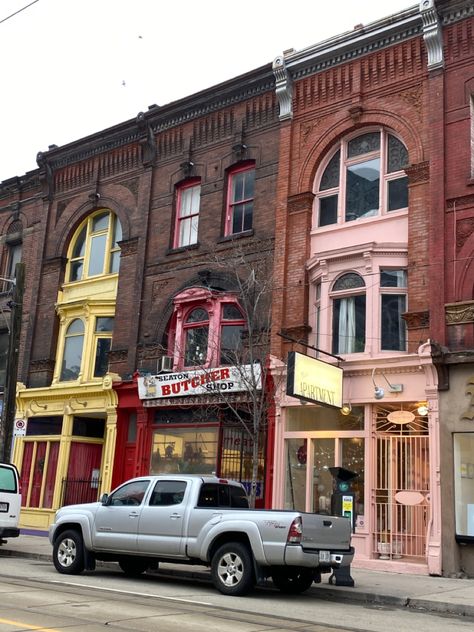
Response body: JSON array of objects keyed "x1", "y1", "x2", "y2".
[{"x1": 287, "y1": 517, "x2": 302, "y2": 543}]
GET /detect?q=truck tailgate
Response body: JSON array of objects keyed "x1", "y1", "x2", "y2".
[{"x1": 300, "y1": 513, "x2": 351, "y2": 550}]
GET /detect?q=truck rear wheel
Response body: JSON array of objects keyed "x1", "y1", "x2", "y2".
[
  {"x1": 211, "y1": 542, "x2": 254, "y2": 596},
  {"x1": 271, "y1": 567, "x2": 314, "y2": 594},
  {"x1": 118, "y1": 558, "x2": 150, "y2": 576},
  {"x1": 53, "y1": 529, "x2": 85, "y2": 575}
]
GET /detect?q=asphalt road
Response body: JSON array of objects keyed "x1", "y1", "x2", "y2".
[{"x1": 0, "y1": 557, "x2": 472, "y2": 632}]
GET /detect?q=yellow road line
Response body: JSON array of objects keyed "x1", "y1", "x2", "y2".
[{"x1": 0, "y1": 617, "x2": 62, "y2": 632}]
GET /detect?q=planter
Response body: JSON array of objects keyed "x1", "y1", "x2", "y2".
[{"x1": 377, "y1": 541, "x2": 391, "y2": 559}]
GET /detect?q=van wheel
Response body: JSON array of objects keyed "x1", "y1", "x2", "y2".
[
  {"x1": 118, "y1": 558, "x2": 150, "y2": 576},
  {"x1": 211, "y1": 542, "x2": 254, "y2": 596},
  {"x1": 271, "y1": 567, "x2": 314, "y2": 594},
  {"x1": 53, "y1": 530, "x2": 85, "y2": 575}
]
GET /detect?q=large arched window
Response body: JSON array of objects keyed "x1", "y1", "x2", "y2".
[
  {"x1": 331, "y1": 273, "x2": 366, "y2": 354},
  {"x1": 60, "y1": 319, "x2": 84, "y2": 381},
  {"x1": 316, "y1": 129, "x2": 408, "y2": 227},
  {"x1": 67, "y1": 210, "x2": 122, "y2": 282}
]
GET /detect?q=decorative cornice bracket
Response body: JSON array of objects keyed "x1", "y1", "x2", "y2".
[
  {"x1": 420, "y1": 0, "x2": 444, "y2": 71},
  {"x1": 273, "y1": 56, "x2": 293, "y2": 121}
]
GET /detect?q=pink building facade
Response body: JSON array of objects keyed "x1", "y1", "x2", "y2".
[{"x1": 269, "y1": 0, "x2": 472, "y2": 575}]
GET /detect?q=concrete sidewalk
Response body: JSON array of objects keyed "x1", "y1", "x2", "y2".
[{"x1": 1, "y1": 532, "x2": 473, "y2": 618}]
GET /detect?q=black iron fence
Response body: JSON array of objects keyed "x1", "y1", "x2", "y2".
[{"x1": 61, "y1": 477, "x2": 102, "y2": 507}]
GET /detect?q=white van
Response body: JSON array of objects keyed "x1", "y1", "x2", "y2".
[{"x1": 0, "y1": 462, "x2": 21, "y2": 543}]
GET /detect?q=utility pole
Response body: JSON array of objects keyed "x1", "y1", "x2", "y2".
[{"x1": 0, "y1": 262, "x2": 25, "y2": 463}]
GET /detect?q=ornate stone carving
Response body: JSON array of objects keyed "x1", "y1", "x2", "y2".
[
  {"x1": 405, "y1": 161, "x2": 430, "y2": 184},
  {"x1": 398, "y1": 87, "x2": 423, "y2": 118},
  {"x1": 29, "y1": 359, "x2": 56, "y2": 372},
  {"x1": 42, "y1": 256, "x2": 66, "y2": 275},
  {"x1": 301, "y1": 120, "x2": 321, "y2": 146},
  {"x1": 445, "y1": 301, "x2": 474, "y2": 325},
  {"x1": 152, "y1": 278, "x2": 171, "y2": 300},
  {"x1": 108, "y1": 349, "x2": 128, "y2": 363},
  {"x1": 456, "y1": 217, "x2": 474, "y2": 251},
  {"x1": 273, "y1": 56, "x2": 293, "y2": 120},
  {"x1": 287, "y1": 192, "x2": 314, "y2": 214},
  {"x1": 122, "y1": 178, "x2": 139, "y2": 198},
  {"x1": 117, "y1": 237, "x2": 139, "y2": 257},
  {"x1": 402, "y1": 310, "x2": 430, "y2": 329},
  {"x1": 461, "y1": 376, "x2": 474, "y2": 421}
]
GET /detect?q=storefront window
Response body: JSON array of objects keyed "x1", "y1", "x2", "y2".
[
  {"x1": 287, "y1": 405, "x2": 364, "y2": 431},
  {"x1": 150, "y1": 427, "x2": 218, "y2": 475},
  {"x1": 20, "y1": 440, "x2": 60, "y2": 509},
  {"x1": 454, "y1": 432, "x2": 474, "y2": 540},
  {"x1": 285, "y1": 438, "x2": 307, "y2": 511},
  {"x1": 220, "y1": 426, "x2": 264, "y2": 499}
]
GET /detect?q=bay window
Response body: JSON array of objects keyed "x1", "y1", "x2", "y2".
[
  {"x1": 331, "y1": 273, "x2": 366, "y2": 354},
  {"x1": 380, "y1": 269, "x2": 407, "y2": 351}
]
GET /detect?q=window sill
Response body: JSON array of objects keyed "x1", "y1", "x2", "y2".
[
  {"x1": 166, "y1": 243, "x2": 200, "y2": 255},
  {"x1": 218, "y1": 229, "x2": 254, "y2": 243}
]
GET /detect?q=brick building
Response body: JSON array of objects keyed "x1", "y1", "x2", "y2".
[
  {"x1": 0, "y1": 64, "x2": 279, "y2": 530},
  {"x1": 269, "y1": 0, "x2": 473, "y2": 576}
]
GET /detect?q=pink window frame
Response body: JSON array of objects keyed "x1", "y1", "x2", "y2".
[
  {"x1": 174, "y1": 178, "x2": 201, "y2": 249},
  {"x1": 169, "y1": 288, "x2": 245, "y2": 370},
  {"x1": 314, "y1": 128, "x2": 408, "y2": 229},
  {"x1": 225, "y1": 162, "x2": 255, "y2": 236}
]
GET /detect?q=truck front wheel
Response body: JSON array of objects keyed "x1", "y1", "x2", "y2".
[
  {"x1": 211, "y1": 542, "x2": 254, "y2": 596},
  {"x1": 271, "y1": 567, "x2": 314, "y2": 594},
  {"x1": 53, "y1": 529, "x2": 85, "y2": 575}
]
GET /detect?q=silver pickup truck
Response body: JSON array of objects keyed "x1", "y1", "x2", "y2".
[{"x1": 49, "y1": 474, "x2": 354, "y2": 596}]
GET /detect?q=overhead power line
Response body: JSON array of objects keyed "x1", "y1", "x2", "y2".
[{"x1": 0, "y1": 0, "x2": 39, "y2": 25}]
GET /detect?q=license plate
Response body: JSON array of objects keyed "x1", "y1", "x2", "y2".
[
  {"x1": 319, "y1": 550, "x2": 330, "y2": 563},
  {"x1": 0, "y1": 502, "x2": 8, "y2": 512}
]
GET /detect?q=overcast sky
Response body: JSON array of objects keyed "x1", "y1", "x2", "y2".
[{"x1": 1, "y1": 0, "x2": 414, "y2": 182}]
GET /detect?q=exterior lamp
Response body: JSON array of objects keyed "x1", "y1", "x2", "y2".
[
  {"x1": 417, "y1": 404, "x2": 429, "y2": 416},
  {"x1": 340, "y1": 403, "x2": 352, "y2": 416}
]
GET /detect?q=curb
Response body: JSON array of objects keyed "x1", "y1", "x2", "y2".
[{"x1": 1, "y1": 547, "x2": 472, "y2": 618}]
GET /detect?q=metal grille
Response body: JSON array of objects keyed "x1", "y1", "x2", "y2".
[
  {"x1": 373, "y1": 404, "x2": 430, "y2": 561},
  {"x1": 61, "y1": 478, "x2": 101, "y2": 507}
]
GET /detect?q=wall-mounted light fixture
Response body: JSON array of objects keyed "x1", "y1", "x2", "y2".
[
  {"x1": 340, "y1": 403, "x2": 352, "y2": 416},
  {"x1": 417, "y1": 403, "x2": 429, "y2": 416},
  {"x1": 372, "y1": 368, "x2": 403, "y2": 400}
]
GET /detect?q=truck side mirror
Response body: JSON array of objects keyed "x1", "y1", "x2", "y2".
[{"x1": 100, "y1": 493, "x2": 109, "y2": 505}]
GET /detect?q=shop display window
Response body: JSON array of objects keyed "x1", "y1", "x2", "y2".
[{"x1": 454, "y1": 432, "x2": 474, "y2": 541}]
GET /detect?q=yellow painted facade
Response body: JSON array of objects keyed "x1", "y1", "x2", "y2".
[{"x1": 12, "y1": 209, "x2": 121, "y2": 530}]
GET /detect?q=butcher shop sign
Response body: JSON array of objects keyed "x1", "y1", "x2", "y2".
[{"x1": 138, "y1": 364, "x2": 262, "y2": 400}]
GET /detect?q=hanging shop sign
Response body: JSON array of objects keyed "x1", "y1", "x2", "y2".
[
  {"x1": 286, "y1": 351, "x2": 343, "y2": 409},
  {"x1": 138, "y1": 364, "x2": 262, "y2": 400}
]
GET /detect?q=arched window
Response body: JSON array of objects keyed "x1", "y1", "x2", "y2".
[
  {"x1": 174, "y1": 179, "x2": 201, "y2": 248},
  {"x1": 184, "y1": 308, "x2": 209, "y2": 367},
  {"x1": 60, "y1": 319, "x2": 84, "y2": 381},
  {"x1": 316, "y1": 129, "x2": 408, "y2": 227},
  {"x1": 169, "y1": 290, "x2": 247, "y2": 370},
  {"x1": 68, "y1": 210, "x2": 122, "y2": 282},
  {"x1": 331, "y1": 273, "x2": 366, "y2": 354}
]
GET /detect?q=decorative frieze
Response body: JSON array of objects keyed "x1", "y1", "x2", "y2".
[{"x1": 446, "y1": 301, "x2": 474, "y2": 325}]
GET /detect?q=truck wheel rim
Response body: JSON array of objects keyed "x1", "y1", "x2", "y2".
[
  {"x1": 57, "y1": 538, "x2": 76, "y2": 567},
  {"x1": 218, "y1": 552, "x2": 243, "y2": 586}
]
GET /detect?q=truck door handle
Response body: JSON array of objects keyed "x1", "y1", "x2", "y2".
[
  {"x1": 323, "y1": 520, "x2": 332, "y2": 527},
  {"x1": 170, "y1": 513, "x2": 182, "y2": 519},
  {"x1": 128, "y1": 511, "x2": 139, "y2": 518}
]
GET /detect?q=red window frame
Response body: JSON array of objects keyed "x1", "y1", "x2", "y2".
[
  {"x1": 174, "y1": 178, "x2": 201, "y2": 249},
  {"x1": 225, "y1": 163, "x2": 255, "y2": 236}
]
